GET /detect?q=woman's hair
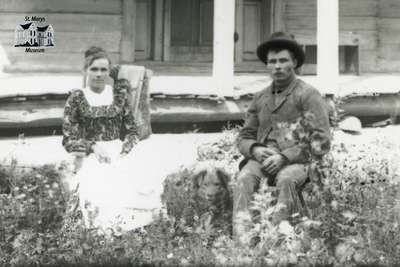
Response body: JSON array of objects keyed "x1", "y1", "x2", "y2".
[{"x1": 83, "y1": 46, "x2": 111, "y2": 70}]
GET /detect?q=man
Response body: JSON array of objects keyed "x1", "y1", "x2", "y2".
[{"x1": 233, "y1": 32, "x2": 331, "y2": 241}]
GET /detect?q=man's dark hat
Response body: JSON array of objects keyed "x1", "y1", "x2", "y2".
[{"x1": 256, "y1": 32, "x2": 305, "y2": 68}]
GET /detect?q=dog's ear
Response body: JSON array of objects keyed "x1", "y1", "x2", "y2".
[
  {"x1": 192, "y1": 169, "x2": 206, "y2": 190},
  {"x1": 216, "y1": 168, "x2": 230, "y2": 189}
]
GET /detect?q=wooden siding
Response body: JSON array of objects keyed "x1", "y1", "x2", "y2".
[
  {"x1": 377, "y1": 0, "x2": 400, "y2": 71},
  {"x1": 285, "y1": 0, "x2": 400, "y2": 73},
  {"x1": 0, "y1": 0, "x2": 122, "y2": 71},
  {"x1": 285, "y1": 0, "x2": 380, "y2": 73},
  {"x1": 339, "y1": 0, "x2": 378, "y2": 72},
  {"x1": 1, "y1": 0, "x2": 400, "y2": 73},
  {"x1": 0, "y1": 0, "x2": 121, "y2": 14}
]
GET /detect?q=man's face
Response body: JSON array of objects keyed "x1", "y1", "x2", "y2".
[{"x1": 266, "y1": 49, "x2": 297, "y2": 83}]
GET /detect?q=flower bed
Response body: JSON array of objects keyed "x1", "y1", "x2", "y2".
[{"x1": 1, "y1": 127, "x2": 400, "y2": 266}]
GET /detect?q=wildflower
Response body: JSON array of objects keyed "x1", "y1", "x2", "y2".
[
  {"x1": 310, "y1": 239, "x2": 323, "y2": 251},
  {"x1": 335, "y1": 242, "x2": 354, "y2": 260},
  {"x1": 278, "y1": 220, "x2": 294, "y2": 236},
  {"x1": 288, "y1": 253, "x2": 298, "y2": 264},
  {"x1": 215, "y1": 254, "x2": 228, "y2": 265},
  {"x1": 310, "y1": 132, "x2": 330, "y2": 156},
  {"x1": 16, "y1": 193, "x2": 26, "y2": 199},
  {"x1": 353, "y1": 251, "x2": 363, "y2": 263},
  {"x1": 288, "y1": 239, "x2": 302, "y2": 253},
  {"x1": 285, "y1": 131, "x2": 294, "y2": 142},
  {"x1": 342, "y1": 210, "x2": 357, "y2": 221},
  {"x1": 180, "y1": 258, "x2": 189, "y2": 266},
  {"x1": 302, "y1": 219, "x2": 322, "y2": 228},
  {"x1": 331, "y1": 200, "x2": 339, "y2": 210},
  {"x1": 264, "y1": 258, "x2": 276, "y2": 266}
]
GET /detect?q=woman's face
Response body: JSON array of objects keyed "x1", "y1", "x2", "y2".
[{"x1": 85, "y1": 58, "x2": 110, "y2": 92}]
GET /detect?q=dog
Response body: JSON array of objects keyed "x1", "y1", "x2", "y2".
[
  {"x1": 190, "y1": 162, "x2": 233, "y2": 237},
  {"x1": 162, "y1": 161, "x2": 233, "y2": 239}
]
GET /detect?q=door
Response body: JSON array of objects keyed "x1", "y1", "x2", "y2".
[
  {"x1": 241, "y1": 0, "x2": 271, "y2": 61},
  {"x1": 135, "y1": 0, "x2": 152, "y2": 60},
  {"x1": 243, "y1": 1, "x2": 261, "y2": 60},
  {"x1": 199, "y1": 0, "x2": 213, "y2": 45}
]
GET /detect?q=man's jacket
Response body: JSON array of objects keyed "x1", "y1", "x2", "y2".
[{"x1": 237, "y1": 78, "x2": 331, "y2": 164}]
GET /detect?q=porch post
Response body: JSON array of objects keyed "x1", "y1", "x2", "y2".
[
  {"x1": 121, "y1": 0, "x2": 136, "y2": 63},
  {"x1": 163, "y1": 0, "x2": 171, "y2": 61},
  {"x1": 153, "y1": 0, "x2": 164, "y2": 61},
  {"x1": 213, "y1": 0, "x2": 235, "y2": 96},
  {"x1": 317, "y1": 0, "x2": 339, "y2": 94}
]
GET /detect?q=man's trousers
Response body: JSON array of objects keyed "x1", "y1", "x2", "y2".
[{"x1": 233, "y1": 159, "x2": 309, "y2": 241}]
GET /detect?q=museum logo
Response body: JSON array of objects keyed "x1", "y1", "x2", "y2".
[{"x1": 14, "y1": 16, "x2": 55, "y2": 53}]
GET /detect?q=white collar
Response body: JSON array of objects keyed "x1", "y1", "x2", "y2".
[{"x1": 83, "y1": 85, "x2": 113, "y2": 106}]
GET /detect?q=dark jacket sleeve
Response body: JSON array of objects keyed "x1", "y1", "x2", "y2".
[
  {"x1": 237, "y1": 92, "x2": 264, "y2": 159},
  {"x1": 62, "y1": 91, "x2": 95, "y2": 154},
  {"x1": 281, "y1": 88, "x2": 331, "y2": 163}
]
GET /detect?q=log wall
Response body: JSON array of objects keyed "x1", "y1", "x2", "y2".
[
  {"x1": 377, "y1": 0, "x2": 400, "y2": 71},
  {"x1": 0, "y1": 0, "x2": 122, "y2": 71},
  {"x1": 1, "y1": 0, "x2": 400, "y2": 73}
]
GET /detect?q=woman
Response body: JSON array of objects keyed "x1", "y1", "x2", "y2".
[
  {"x1": 62, "y1": 47, "x2": 159, "y2": 232},
  {"x1": 63, "y1": 46, "x2": 138, "y2": 161}
]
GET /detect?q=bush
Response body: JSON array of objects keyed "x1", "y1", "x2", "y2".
[{"x1": 0, "y1": 162, "x2": 71, "y2": 265}]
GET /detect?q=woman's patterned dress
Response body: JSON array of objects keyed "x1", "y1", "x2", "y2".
[{"x1": 62, "y1": 78, "x2": 139, "y2": 155}]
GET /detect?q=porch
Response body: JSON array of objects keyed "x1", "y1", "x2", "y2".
[{"x1": 0, "y1": 67, "x2": 399, "y2": 131}]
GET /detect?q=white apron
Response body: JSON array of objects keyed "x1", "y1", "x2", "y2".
[{"x1": 73, "y1": 139, "x2": 164, "y2": 232}]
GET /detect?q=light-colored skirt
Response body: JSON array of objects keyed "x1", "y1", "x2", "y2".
[{"x1": 72, "y1": 139, "x2": 164, "y2": 232}]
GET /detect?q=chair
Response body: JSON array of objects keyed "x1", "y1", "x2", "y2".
[{"x1": 118, "y1": 65, "x2": 153, "y2": 140}]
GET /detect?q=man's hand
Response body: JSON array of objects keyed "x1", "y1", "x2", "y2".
[
  {"x1": 252, "y1": 146, "x2": 278, "y2": 163},
  {"x1": 261, "y1": 154, "x2": 287, "y2": 175},
  {"x1": 92, "y1": 144, "x2": 111, "y2": 164}
]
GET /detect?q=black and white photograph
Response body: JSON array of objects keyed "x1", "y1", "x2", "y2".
[{"x1": 0, "y1": 0, "x2": 400, "y2": 266}]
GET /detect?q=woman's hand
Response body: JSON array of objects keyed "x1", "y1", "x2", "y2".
[
  {"x1": 92, "y1": 143, "x2": 111, "y2": 164},
  {"x1": 72, "y1": 151, "x2": 86, "y2": 173},
  {"x1": 119, "y1": 151, "x2": 129, "y2": 159}
]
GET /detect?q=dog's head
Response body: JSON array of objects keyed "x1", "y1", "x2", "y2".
[{"x1": 192, "y1": 163, "x2": 231, "y2": 205}]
